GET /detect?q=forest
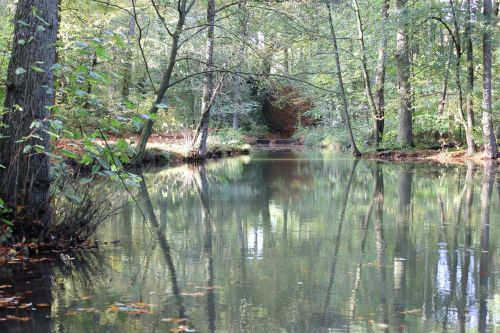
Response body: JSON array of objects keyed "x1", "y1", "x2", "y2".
[{"x1": 0, "y1": 0, "x2": 499, "y2": 332}]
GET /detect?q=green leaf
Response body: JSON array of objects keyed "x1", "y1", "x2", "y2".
[
  {"x1": 79, "y1": 178, "x2": 93, "y2": 185},
  {"x1": 31, "y1": 65, "x2": 45, "y2": 73},
  {"x1": 15, "y1": 67, "x2": 26, "y2": 75},
  {"x1": 22, "y1": 145, "x2": 32, "y2": 154},
  {"x1": 75, "y1": 89, "x2": 87, "y2": 97},
  {"x1": 65, "y1": 193, "x2": 82, "y2": 204},
  {"x1": 60, "y1": 149, "x2": 78, "y2": 159},
  {"x1": 155, "y1": 103, "x2": 168, "y2": 109},
  {"x1": 18, "y1": 39, "x2": 26, "y2": 45}
]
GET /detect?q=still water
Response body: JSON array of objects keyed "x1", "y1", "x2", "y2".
[{"x1": 1, "y1": 150, "x2": 499, "y2": 332}]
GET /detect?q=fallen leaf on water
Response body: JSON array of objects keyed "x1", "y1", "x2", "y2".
[
  {"x1": 162, "y1": 317, "x2": 187, "y2": 323},
  {"x1": 28, "y1": 258, "x2": 51, "y2": 263},
  {"x1": 18, "y1": 303, "x2": 32, "y2": 309},
  {"x1": 129, "y1": 309, "x2": 153, "y2": 315},
  {"x1": 181, "y1": 292, "x2": 206, "y2": 297},
  {"x1": 170, "y1": 325, "x2": 192, "y2": 332},
  {"x1": 36, "y1": 303, "x2": 50, "y2": 308},
  {"x1": 76, "y1": 307, "x2": 99, "y2": 313},
  {"x1": 5, "y1": 315, "x2": 30, "y2": 321},
  {"x1": 399, "y1": 309, "x2": 421, "y2": 314}
]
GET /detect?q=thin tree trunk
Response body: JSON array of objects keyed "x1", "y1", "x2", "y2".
[
  {"x1": 395, "y1": 0, "x2": 414, "y2": 147},
  {"x1": 0, "y1": 0, "x2": 58, "y2": 228},
  {"x1": 191, "y1": 0, "x2": 216, "y2": 157},
  {"x1": 233, "y1": 0, "x2": 247, "y2": 130},
  {"x1": 465, "y1": 0, "x2": 476, "y2": 155},
  {"x1": 449, "y1": 0, "x2": 475, "y2": 154},
  {"x1": 326, "y1": 1, "x2": 361, "y2": 157},
  {"x1": 374, "y1": 0, "x2": 389, "y2": 144},
  {"x1": 122, "y1": 16, "x2": 135, "y2": 101},
  {"x1": 481, "y1": 0, "x2": 498, "y2": 158},
  {"x1": 132, "y1": 1, "x2": 192, "y2": 164},
  {"x1": 438, "y1": 43, "x2": 453, "y2": 115},
  {"x1": 352, "y1": 0, "x2": 378, "y2": 142}
]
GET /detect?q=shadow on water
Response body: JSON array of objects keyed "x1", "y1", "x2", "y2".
[{"x1": 0, "y1": 151, "x2": 499, "y2": 333}]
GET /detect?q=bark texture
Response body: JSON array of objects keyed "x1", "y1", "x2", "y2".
[
  {"x1": 0, "y1": 0, "x2": 58, "y2": 226},
  {"x1": 374, "y1": 0, "x2": 389, "y2": 144},
  {"x1": 191, "y1": 0, "x2": 216, "y2": 157},
  {"x1": 395, "y1": 0, "x2": 414, "y2": 147},
  {"x1": 481, "y1": 0, "x2": 498, "y2": 158},
  {"x1": 464, "y1": 0, "x2": 476, "y2": 155}
]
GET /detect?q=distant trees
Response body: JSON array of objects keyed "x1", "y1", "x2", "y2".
[{"x1": 0, "y1": 0, "x2": 59, "y2": 225}]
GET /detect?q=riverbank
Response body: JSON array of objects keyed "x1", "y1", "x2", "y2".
[
  {"x1": 364, "y1": 148, "x2": 500, "y2": 166},
  {"x1": 55, "y1": 131, "x2": 253, "y2": 171}
]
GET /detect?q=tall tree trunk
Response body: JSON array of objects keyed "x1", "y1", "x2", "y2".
[
  {"x1": 233, "y1": 0, "x2": 247, "y2": 130},
  {"x1": 0, "y1": 0, "x2": 58, "y2": 228},
  {"x1": 132, "y1": 1, "x2": 192, "y2": 164},
  {"x1": 326, "y1": 1, "x2": 361, "y2": 157},
  {"x1": 465, "y1": 0, "x2": 476, "y2": 155},
  {"x1": 449, "y1": 0, "x2": 475, "y2": 154},
  {"x1": 481, "y1": 0, "x2": 498, "y2": 158},
  {"x1": 191, "y1": 0, "x2": 216, "y2": 157},
  {"x1": 122, "y1": 16, "x2": 135, "y2": 101},
  {"x1": 352, "y1": 0, "x2": 378, "y2": 143},
  {"x1": 374, "y1": 0, "x2": 389, "y2": 144},
  {"x1": 395, "y1": 0, "x2": 414, "y2": 147}
]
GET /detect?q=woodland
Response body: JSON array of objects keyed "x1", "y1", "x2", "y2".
[{"x1": 0, "y1": 0, "x2": 499, "y2": 241}]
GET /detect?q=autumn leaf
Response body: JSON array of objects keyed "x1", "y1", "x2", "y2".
[
  {"x1": 181, "y1": 291, "x2": 206, "y2": 297},
  {"x1": 5, "y1": 315, "x2": 30, "y2": 321},
  {"x1": 161, "y1": 318, "x2": 187, "y2": 323},
  {"x1": 170, "y1": 326, "x2": 192, "y2": 332}
]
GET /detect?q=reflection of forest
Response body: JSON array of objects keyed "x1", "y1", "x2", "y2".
[{"x1": 1, "y1": 151, "x2": 499, "y2": 333}]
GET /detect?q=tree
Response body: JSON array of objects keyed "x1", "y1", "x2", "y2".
[
  {"x1": 374, "y1": 0, "x2": 389, "y2": 144},
  {"x1": 395, "y1": 0, "x2": 414, "y2": 147},
  {"x1": 0, "y1": 0, "x2": 59, "y2": 226},
  {"x1": 232, "y1": 0, "x2": 248, "y2": 130},
  {"x1": 131, "y1": 0, "x2": 196, "y2": 164},
  {"x1": 481, "y1": 0, "x2": 498, "y2": 159},
  {"x1": 326, "y1": 0, "x2": 361, "y2": 157},
  {"x1": 464, "y1": 0, "x2": 476, "y2": 155},
  {"x1": 191, "y1": 0, "x2": 216, "y2": 158},
  {"x1": 352, "y1": 0, "x2": 377, "y2": 143}
]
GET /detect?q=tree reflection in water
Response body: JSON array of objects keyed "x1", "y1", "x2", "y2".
[{"x1": 0, "y1": 152, "x2": 498, "y2": 333}]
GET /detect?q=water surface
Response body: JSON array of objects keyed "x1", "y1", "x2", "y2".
[{"x1": 1, "y1": 150, "x2": 499, "y2": 332}]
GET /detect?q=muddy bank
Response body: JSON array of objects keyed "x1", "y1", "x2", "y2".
[{"x1": 364, "y1": 149, "x2": 500, "y2": 166}]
